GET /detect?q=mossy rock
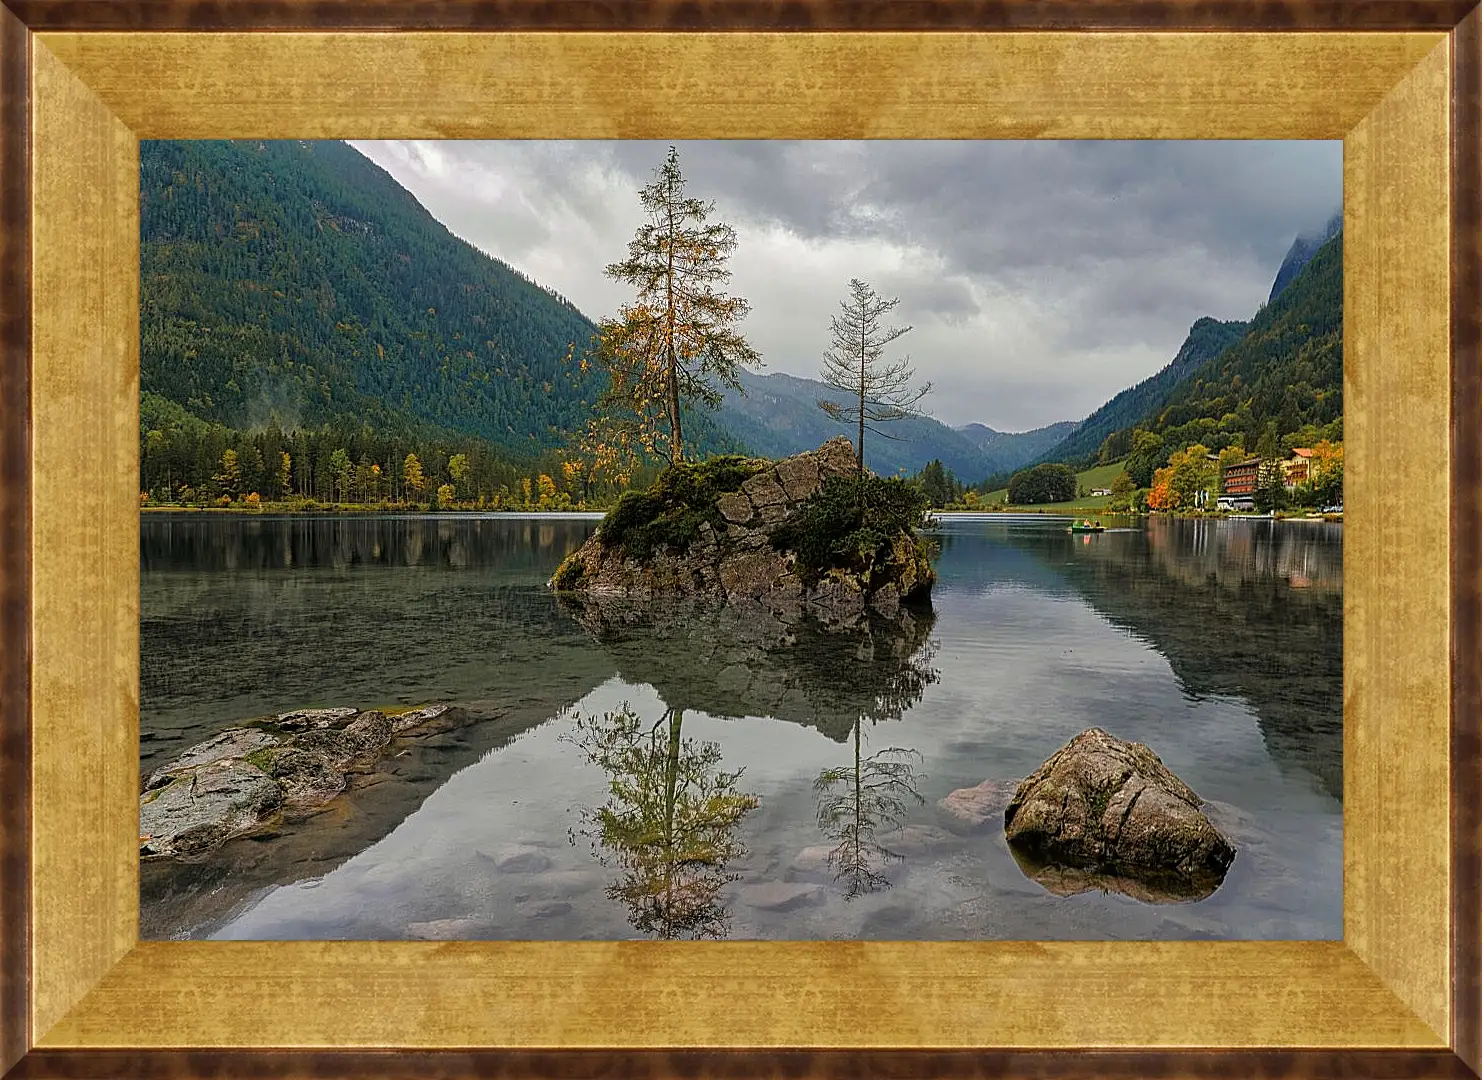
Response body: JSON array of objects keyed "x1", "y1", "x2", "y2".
[
  {"x1": 770, "y1": 474, "x2": 931, "y2": 589},
  {"x1": 598, "y1": 454, "x2": 770, "y2": 561}
]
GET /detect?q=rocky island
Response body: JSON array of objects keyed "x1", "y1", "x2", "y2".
[{"x1": 548, "y1": 437, "x2": 936, "y2": 624}]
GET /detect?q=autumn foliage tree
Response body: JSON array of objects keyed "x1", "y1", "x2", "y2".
[
  {"x1": 1147, "y1": 467, "x2": 1179, "y2": 511},
  {"x1": 277, "y1": 452, "x2": 293, "y2": 499},
  {"x1": 214, "y1": 449, "x2": 241, "y2": 499},
  {"x1": 1165, "y1": 443, "x2": 1217, "y2": 506},
  {"x1": 1310, "y1": 439, "x2": 1344, "y2": 505},
  {"x1": 403, "y1": 452, "x2": 427, "y2": 499},
  {"x1": 571, "y1": 146, "x2": 760, "y2": 479}
]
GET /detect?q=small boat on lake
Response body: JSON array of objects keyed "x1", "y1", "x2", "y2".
[{"x1": 1068, "y1": 520, "x2": 1105, "y2": 534}]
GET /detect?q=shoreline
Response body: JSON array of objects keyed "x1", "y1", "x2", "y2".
[{"x1": 141, "y1": 505, "x2": 609, "y2": 519}]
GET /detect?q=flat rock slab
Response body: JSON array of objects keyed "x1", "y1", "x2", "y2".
[
  {"x1": 139, "y1": 702, "x2": 466, "y2": 861},
  {"x1": 139, "y1": 759, "x2": 282, "y2": 858},
  {"x1": 145, "y1": 727, "x2": 281, "y2": 791},
  {"x1": 739, "y1": 881, "x2": 825, "y2": 912}
]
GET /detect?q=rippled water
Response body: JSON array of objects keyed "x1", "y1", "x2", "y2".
[{"x1": 140, "y1": 512, "x2": 1342, "y2": 941}]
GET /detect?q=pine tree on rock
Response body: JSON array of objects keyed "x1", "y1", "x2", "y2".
[
  {"x1": 576, "y1": 147, "x2": 760, "y2": 473},
  {"x1": 818, "y1": 279, "x2": 931, "y2": 474}
]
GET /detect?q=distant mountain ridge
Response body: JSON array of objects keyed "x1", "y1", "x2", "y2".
[
  {"x1": 957, "y1": 420, "x2": 1078, "y2": 462},
  {"x1": 717, "y1": 368, "x2": 1074, "y2": 481},
  {"x1": 1151, "y1": 231, "x2": 1343, "y2": 446}
]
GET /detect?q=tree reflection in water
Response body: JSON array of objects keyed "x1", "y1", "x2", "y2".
[
  {"x1": 555, "y1": 596, "x2": 944, "y2": 913},
  {"x1": 562, "y1": 704, "x2": 759, "y2": 939},
  {"x1": 814, "y1": 725, "x2": 923, "y2": 899},
  {"x1": 812, "y1": 635, "x2": 939, "y2": 899}
]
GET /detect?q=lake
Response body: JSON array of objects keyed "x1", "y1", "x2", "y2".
[{"x1": 139, "y1": 512, "x2": 1343, "y2": 941}]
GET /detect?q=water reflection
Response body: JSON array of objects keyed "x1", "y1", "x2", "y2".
[
  {"x1": 814, "y1": 726, "x2": 925, "y2": 899},
  {"x1": 142, "y1": 514, "x2": 1344, "y2": 941},
  {"x1": 1008, "y1": 845, "x2": 1227, "y2": 905},
  {"x1": 977, "y1": 516, "x2": 1343, "y2": 801},
  {"x1": 562, "y1": 705, "x2": 759, "y2": 939},
  {"x1": 557, "y1": 596, "x2": 945, "y2": 909},
  {"x1": 555, "y1": 595, "x2": 942, "y2": 744}
]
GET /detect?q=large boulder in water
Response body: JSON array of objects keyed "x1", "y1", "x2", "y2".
[
  {"x1": 1003, "y1": 728, "x2": 1236, "y2": 888},
  {"x1": 548, "y1": 438, "x2": 935, "y2": 623}
]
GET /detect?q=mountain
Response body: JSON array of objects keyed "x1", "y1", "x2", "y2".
[
  {"x1": 1037, "y1": 316, "x2": 1249, "y2": 467},
  {"x1": 957, "y1": 420, "x2": 1078, "y2": 466},
  {"x1": 140, "y1": 139, "x2": 740, "y2": 462},
  {"x1": 141, "y1": 139, "x2": 610, "y2": 453},
  {"x1": 1267, "y1": 209, "x2": 1342, "y2": 305},
  {"x1": 715, "y1": 368, "x2": 1071, "y2": 482},
  {"x1": 1150, "y1": 231, "x2": 1343, "y2": 449}
]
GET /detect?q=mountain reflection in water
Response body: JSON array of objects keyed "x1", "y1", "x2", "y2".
[{"x1": 140, "y1": 513, "x2": 1342, "y2": 941}]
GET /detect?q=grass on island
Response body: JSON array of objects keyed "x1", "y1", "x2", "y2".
[{"x1": 977, "y1": 459, "x2": 1129, "y2": 513}]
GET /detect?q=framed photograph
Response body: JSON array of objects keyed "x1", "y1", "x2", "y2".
[{"x1": 1, "y1": 2, "x2": 1478, "y2": 1076}]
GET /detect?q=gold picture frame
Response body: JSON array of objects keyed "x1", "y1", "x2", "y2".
[{"x1": 0, "y1": 4, "x2": 1478, "y2": 1076}]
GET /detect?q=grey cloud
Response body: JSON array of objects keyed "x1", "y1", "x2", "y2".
[{"x1": 348, "y1": 139, "x2": 1340, "y2": 431}]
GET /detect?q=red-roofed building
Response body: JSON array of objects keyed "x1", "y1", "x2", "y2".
[{"x1": 1284, "y1": 447, "x2": 1315, "y2": 488}]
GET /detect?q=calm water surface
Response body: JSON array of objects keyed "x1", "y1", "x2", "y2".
[{"x1": 140, "y1": 512, "x2": 1342, "y2": 941}]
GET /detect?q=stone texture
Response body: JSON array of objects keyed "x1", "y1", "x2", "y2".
[
  {"x1": 139, "y1": 702, "x2": 464, "y2": 860},
  {"x1": 1003, "y1": 728, "x2": 1236, "y2": 884},
  {"x1": 774, "y1": 456, "x2": 821, "y2": 501},
  {"x1": 390, "y1": 703, "x2": 454, "y2": 733},
  {"x1": 276, "y1": 706, "x2": 358, "y2": 731},
  {"x1": 139, "y1": 760, "x2": 282, "y2": 859},
  {"x1": 740, "y1": 472, "x2": 787, "y2": 508},
  {"x1": 341, "y1": 710, "x2": 392, "y2": 758},
  {"x1": 268, "y1": 747, "x2": 348, "y2": 808},
  {"x1": 145, "y1": 727, "x2": 281, "y2": 791},
  {"x1": 717, "y1": 491, "x2": 753, "y2": 524}
]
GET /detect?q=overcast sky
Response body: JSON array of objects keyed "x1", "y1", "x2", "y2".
[{"x1": 350, "y1": 140, "x2": 1340, "y2": 432}]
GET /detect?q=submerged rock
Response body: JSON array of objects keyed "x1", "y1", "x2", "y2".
[
  {"x1": 936, "y1": 778, "x2": 1019, "y2": 834},
  {"x1": 1003, "y1": 728, "x2": 1236, "y2": 891},
  {"x1": 739, "y1": 881, "x2": 825, "y2": 912},
  {"x1": 548, "y1": 438, "x2": 935, "y2": 622},
  {"x1": 139, "y1": 704, "x2": 460, "y2": 860}
]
